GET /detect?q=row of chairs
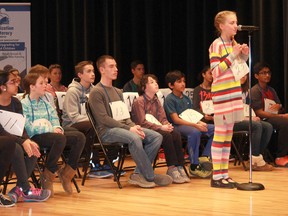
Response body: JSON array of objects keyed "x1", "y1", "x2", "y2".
[{"x1": 1, "y1": 101, "x2": 278, "y2": 192}]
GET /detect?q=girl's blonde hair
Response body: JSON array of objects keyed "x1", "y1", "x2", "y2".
[{"x1": 214, "y1": 10, "x2": 236, "y2": 35}]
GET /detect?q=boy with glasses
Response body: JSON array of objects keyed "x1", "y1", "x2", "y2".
[{"x1": 251, "y1": 62, "x2": 288, "y2": 167}]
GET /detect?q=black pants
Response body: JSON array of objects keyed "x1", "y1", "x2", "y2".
[
  {"x1": 70, "y1": 121, "x2": 100, "y2": 164},
  {"x1": 0, "y1": 136, "x2": 16, "y2": 182},
  {"x1": 266, "y1": 116, "x2": 288, "y2": 157},
  {"x1": 63, "y1": 127, "x2": 86, "y2": 169},
  {"x1": 157, "y1": 129, "x2": 185, "y2": 167},
  {"x1": 12, "y1": 143, "x2": 37, "y2": 191},
  {"x1": 32, "y1": 133, "x2": 66, "y2": 173}
]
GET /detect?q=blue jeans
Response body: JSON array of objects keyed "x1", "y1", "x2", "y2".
[
  {"x1": 233, "y1": 120, "x2": 273, "y2": 156},
  {"x1": 175, "y1": 124, "x2": 214, "y2": 164},
  {"x1": 101, "y1": 127, "x2": 162, "y2": 181}
]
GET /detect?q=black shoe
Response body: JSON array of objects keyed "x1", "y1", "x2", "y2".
[
  {"x1": 224, "y1": 177, "x2": 238, "y2": 188},
  {"x1": 211, "y1": 178, "x2": 235, "y2": 189}
]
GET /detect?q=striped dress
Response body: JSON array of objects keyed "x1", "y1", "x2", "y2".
[{"x1": 209, "y1": 37, "x2": 245, "y2": 125}]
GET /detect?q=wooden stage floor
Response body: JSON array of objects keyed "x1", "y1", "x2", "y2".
[{"x1": 1, "y1": 159, "x2": 288, "y2": 216}]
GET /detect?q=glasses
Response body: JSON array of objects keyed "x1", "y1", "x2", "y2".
[
  {"x1": 6, "y1": 79, "x2": 20, "y2": 85},
  {"x1": 258, "y1": 71, "x2": 271, "y2": 76}
]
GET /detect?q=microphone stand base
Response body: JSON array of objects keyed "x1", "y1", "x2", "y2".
[{"x1": 237, "y1": 182, "x2": 265, "y2": 191}]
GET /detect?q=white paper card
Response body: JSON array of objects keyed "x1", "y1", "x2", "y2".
[
  {"x1": 157, "y1": 88, "x2": 172, "y2": 106},
  {"x1": 145, "y1": 114, "x2": 162, "y2": 125},
  {"x1": 243, "y1": 104, "x2": 255, "y2": 117},
  {"x1": 231, "y1": 59, "x2": 249, "y2": 81},
  {"x1": 200, "y1": 100, "x2": 214, "y2": 114},
  {"x1": 264, "y1": 98, "x2": 278, "y2": 114},
  {"x1": 122, "y1": 92, "x2": 139, "y2": 112},
  {"x1": 179, "y1": 109, "x2": 203, "y2": 124},
  {"x1": 0, "y1": 109, "x2": 25, "y2": 136},
  {"x1": 109, "y1": 101, "x2": 130, "y2": 121},
  {"x1": 55, "y1": 91, "x2": 66, "y2": 110}
]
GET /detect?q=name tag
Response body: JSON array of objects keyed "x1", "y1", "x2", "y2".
[
  {"x1": 179, "y1": 109, "x2": 203, "y2": 124},
  {"x1": 264, "y1": 98, "x2": 278, "y2": 114},
  {"x1": 109, "y1": 101, "x2": 130, "y2": 121},
  {"x1": 231, "y1": 59, "x2": 249, "y2": 81},
  {"x1": 145, "y1": 114, "x2": 162, "y2": 125},
  {"x1": 200, "y1": 100, "x2": 214, "y2": 114}
]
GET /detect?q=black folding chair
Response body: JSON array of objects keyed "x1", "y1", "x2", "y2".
[
  {"x1": 231, "y1": 131, "x2": 249, "y2": 171},
  {"x1": 84, "y1": 102, "x2": 128, "y2": 189}
]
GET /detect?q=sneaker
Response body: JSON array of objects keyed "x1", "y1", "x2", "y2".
[
  {"x1": 211, "y1": 178, "x2": 235, "y2": 189},
  {"x1": 22, "y1": 188, "x2": 51, "y2": 202},
  {"x1": 0, "y1": 189, "x2": 15, "y2": 208},
  {"x1": 166, "y1": 167, "x2": 185, "y2": 184},
  {"x1": 189, "y1": 164, "x2": 212, "y2": 178},
  {"x1": 103, "y1": 164, "x2": 126, "y2": 176},
  {"x1": 128, "y1": 173, "x2": 156, "y2": 188},
  {"x1": 177, "y1": 166, "x2": 191, "y2": 183},
  {"x1": 8, "y1": 186, "x2": 22, "y2": 203},
  {"x1": 252, "y1": 163, "x2": 274, "y2": 171},
  {"x1": 153, "y1": 174, "x2": 173, "y2": 186},
  {"x1": 88, "y1": 164, "x2": 114, "y2": 178},
  {"x1": 9, "y1": 186, "x2": 51, "y2": 202},
  {"x1": 275, "y1": 157, "x2": 288, "y2": 167},
  {"x1": 199, "y1": 156, "x2": 213, "y2": 171}
]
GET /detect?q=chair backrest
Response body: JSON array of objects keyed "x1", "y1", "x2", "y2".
[
  {"x1": 55, "y1": 91, "x2": 67, "y2": 111},
  {"x1": 85, "y1": 102, "x2": 103, "y2": 142},
  {"x1": 85, "y1": 101, "x2": 127, "y2": 189}
]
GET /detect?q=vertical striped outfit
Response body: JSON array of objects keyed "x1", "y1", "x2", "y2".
[{"x1": 209, "y1": 37, "x2": 247, "y2": 180}]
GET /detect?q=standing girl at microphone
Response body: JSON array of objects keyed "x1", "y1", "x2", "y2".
[{"x1": 209, "y1": 10, "x2": 249, "y2": 188}]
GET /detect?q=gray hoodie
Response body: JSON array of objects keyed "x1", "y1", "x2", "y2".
[{"x1": 61, "y1": 78, "x2": 93, "y2": 127}]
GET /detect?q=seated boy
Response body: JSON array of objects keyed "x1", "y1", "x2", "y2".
[
  {"x1": 164, "y1": 70, "x2": 214, "y2": 178},
  {"x1": 89, "y1": 55, "x2": 172, "y2": 188}
]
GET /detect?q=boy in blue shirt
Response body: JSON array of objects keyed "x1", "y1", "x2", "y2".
[{"x1": 164, "y1": 70, "x2": 214, "y2": 178}]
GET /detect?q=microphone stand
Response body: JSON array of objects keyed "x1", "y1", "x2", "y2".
[{"x1": 237, "y1": 31, "x2": 265, "y2": 191}]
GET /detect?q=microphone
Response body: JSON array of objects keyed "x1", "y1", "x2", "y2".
[{"x1": 237, "y1": 25, "x2": 259, "y2": 32}]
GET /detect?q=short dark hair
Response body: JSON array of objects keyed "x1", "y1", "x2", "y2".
[
  {"x1": 138, "y1": 74, "x2": 158, "y2": 95},
  {"x1": 197, "y1": 66, "x2": 210, "y2": 82},
  {"x1": 96, "y1": 55, "x2": 114, "y2": 71},
  {"x1": 0, "y1": 69, "x2": 10, "y2": 94},
  {"x1": 253, "y1": 62, "x2": 271, "y2": 75},
  {"x1": 75, "y1": 60, "x2": 93, "y2": 77},
  {"x1": 165, "y1": 70, "x2": 185, "y2": 88},
  {"x1": 131, "y1": 60, "x2": 143, "y2": 70}
]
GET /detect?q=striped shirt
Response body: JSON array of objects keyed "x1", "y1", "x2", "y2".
[{"x1": 209, "y1": 37, "x2": 247, "y2": 125}]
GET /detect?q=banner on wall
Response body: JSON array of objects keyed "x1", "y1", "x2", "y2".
[{"x1": 0, "y1": 3, "x2": 31, "y2": 78}]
